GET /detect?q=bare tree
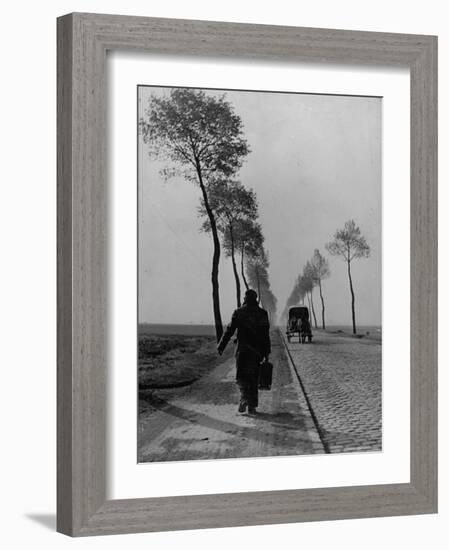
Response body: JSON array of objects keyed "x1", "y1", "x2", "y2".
[
  {"x1": 140, "y1": 89, "x2": 249, "y2": 341},
  {"x1": 311, "y1": 249, "x2": 331, "y2": 329},
  {"x1": 326, "y1": 220, "x2": 371, "y2": 334}
]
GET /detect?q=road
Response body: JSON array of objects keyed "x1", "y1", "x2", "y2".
[
  {"x1": 284, "y1": 329, "x2": 382, "y2": 453},
  {"x1": 138, "y1": 328, "x2": 382, "y2": 462}
]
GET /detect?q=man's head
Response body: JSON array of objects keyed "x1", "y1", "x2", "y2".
[{"x1": 244, "y1": 289, "x2": 258, "y2": 305}]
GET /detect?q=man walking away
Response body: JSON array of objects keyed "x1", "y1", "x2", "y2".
[{"x1": 217, "y1": 289, "x2": 271, "y2": 415}]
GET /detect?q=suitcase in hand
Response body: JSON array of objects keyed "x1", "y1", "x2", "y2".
[{"x1": 258, "y1": 360, "x2": 273, "y2": 390}]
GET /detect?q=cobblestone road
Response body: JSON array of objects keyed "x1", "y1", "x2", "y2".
[{"x1": 284, "y1": 330, "x2": 382, "y2": 453}]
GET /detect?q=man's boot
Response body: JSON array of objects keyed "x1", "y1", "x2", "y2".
[{"x1": 238, "y1": 400, "x2": 247, "y2": 413}]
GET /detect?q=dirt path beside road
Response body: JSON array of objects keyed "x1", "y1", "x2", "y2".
[{"x1": 138, "y1": 331, "x2": 323, "y2": 463}]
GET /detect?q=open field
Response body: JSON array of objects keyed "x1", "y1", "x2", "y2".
[
  {"x1": 139, "y1": 323, "x2": 216, "y2": 337},
  {"x1": 138, "y1": 327, "x2": 233, "y2": 389}
]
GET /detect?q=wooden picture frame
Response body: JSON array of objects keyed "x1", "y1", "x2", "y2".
[{"x1": 57, "y1": 12, "x2": 438, "y2": 536}]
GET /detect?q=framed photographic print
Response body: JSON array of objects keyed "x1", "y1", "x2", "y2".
[{"x1": 57, "y1": 13, "x2": 437, "y2": 536}]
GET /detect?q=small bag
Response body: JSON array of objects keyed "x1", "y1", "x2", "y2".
[{"x1": 258, "y1": 360, "x2": 273, "y2": 390}]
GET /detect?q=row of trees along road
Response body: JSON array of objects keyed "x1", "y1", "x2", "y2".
[
  {"x1": 140, "y1": 88, "x2": 277, "y2": 341},
  {"x1": 284, "y1": 220, "x2": 370, "y2": 335}
]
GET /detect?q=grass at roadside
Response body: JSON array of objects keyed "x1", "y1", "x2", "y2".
[{"x1": 138, "y1": 333, "x2": 233, "y2": 389}]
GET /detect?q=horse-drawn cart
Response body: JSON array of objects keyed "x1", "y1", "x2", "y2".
[{"x1": 286, "y1": 306, "x2": 313, "y2": 343}]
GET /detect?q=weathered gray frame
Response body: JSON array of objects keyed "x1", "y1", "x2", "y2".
[{"x1": 57, "y1": 12, "x2": 438, "y2": 537}]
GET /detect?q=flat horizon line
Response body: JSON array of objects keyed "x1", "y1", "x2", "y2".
[{"x1": 138, "y1": 322, "x2": 382, "y2": 327}]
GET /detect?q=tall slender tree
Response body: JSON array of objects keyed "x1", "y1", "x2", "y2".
[
  {"x1": 311, "y1": 249, "x2": 331, "y2": 329},
  {"x1": 283, "y1": 273, "x2": 312, "y2": 327},
  {"x1": 246, "y1": 247, "x2": 269, "y2": 304},
  {"x1": 140, "y1": 89, "x2": 249, "y2": 341},
  {"x1": 296, "y1": 275, "x2": 308, "y2": 305},
  {"x1": 326, "y1": 220, "x2": 371, "y2": 334},
  {"x1": 200, "y1": 179, "x2": 258, "y2": 307},
  {"x1": 260, "y1": 286, "x2": 278, "y2": 323},
  {"x1": 227, "y1": 219, "x2": 264, "y2": 291},
  {"x1": 303, "y1": 261, "x2": 318, "y2": 329},
  {"x1": 286, "y1": 276, "x2": 302, "y2": 307},
  {"x1": 246, "y1": 247, "x2": 277, "y2": 321}
]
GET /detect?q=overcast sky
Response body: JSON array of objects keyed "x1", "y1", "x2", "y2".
[{"x1": 138, "y1": 86, "x2": 381, "y2": 327}]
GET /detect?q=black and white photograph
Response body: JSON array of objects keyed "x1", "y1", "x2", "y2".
[
  {"x1": 137, "y1": 85, "x2": 382, "y2": 463},
  {"x1": 0, "y1": 0, "x2": 443, "y2": 543}
]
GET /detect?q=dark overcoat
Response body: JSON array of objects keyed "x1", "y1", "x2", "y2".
[{"x1": 217, "y1": 302, "x2": 271, "y2": 380}]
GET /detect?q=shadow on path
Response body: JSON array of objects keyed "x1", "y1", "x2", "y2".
[{"x1": 143, "y1": 395, "x2": 310, "y2": 450}]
